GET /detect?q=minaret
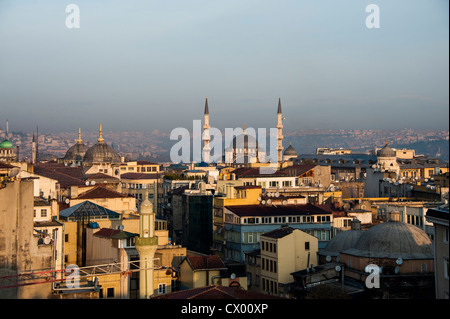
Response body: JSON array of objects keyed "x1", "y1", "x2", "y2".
[
  {"x1": 31, "y1": 134, "x2": 36, "y2": 164},
  {"x1": 202, "y1": 96, "x2": 211, "y2": 163},
  {"x1": 276, "y1": 97, "x2": 284, "y2": 163},
  {"x1": 135, "y1": 191, "x2": 158, "y2": 299},
  {"x1": 35, "y1": 125, "x2": 39, "y2": 163}
]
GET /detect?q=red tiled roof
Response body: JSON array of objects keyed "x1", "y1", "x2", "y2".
[
  {"x1": 231, "y1": 167, "x2": 292, "y2": 177},
  {"x1": 120, "y1": 172, "x2": 160, "y2": 180},
  {"x1": 151, "y1": 285, "x2": 281, "y2": 299},
  {"x1": 85, "y1": 173, "x2": 120, "y2": 181},
  {"x1": 234, "y1": 185, "x2": 262, "y2": 190},
  {"x1": 225, "y1": 203, "x2": 332, "y2": 217},
  {"x1": 76, "y1": 186, "x2": 129, "y2": 199},
  {"x1": 185, "y1": 255, "x2": 227, "y2": 271},
  {"x1": 33, "y1": 166, "x2": 85, "y2": 188},
  {"x1": 280, "y1": 164, "x2": 316, "y2": 176},
  {"x1": 93, "y1": 228, "x2": 121, "y2": 238},
  {"x1": 0, "y1": 162, "x2": 17, "y2": 169}
]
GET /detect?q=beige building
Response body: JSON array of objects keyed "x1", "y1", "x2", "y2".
[
  {"x1": 0, "y1": 179, "x2": 64, "y2": 298},
  {"x1": 120, "y1": 161, "x2": 160, "y2": 175},
  {"x1": 260, "y1": 226, "x2": 319, "y2": 298},
  {"x1": 120, "y1": 172, "x2": 160, "y2": 210},
  {"x1": 426, "y1": 206, "x2": 449, "y2": 299}
]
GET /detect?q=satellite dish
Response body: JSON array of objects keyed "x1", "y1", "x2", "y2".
[
  {"x1": 257, "y1": 197, "x2": 262, "y2": 201},
  {"x1": 267, "y1": 199, "x2": 272, "y2": 205},
  {"x1": 91, "y1": 181, "x2": 96, "y2": 185},
  {"x1": 230, "y1": 273, "x2": 236, "y2": 280},
  {"x1": 261, "y1": 200, "x2": 266, "y2": 205},
  {"x1": 44, "y1": 237, "x2": 52, "y2": 245},
  {"x1": 85, "y1": 181, "x2": 90, "y2": 186},
  {"x1": 8, "y1": 167, "x2": 20, "y2": 178},
  {"x1": 65, "y1": 198, "x2": 70, "y2": 205},
  {"x1": 335, "y1": 265, "x2": 341, "y2": 272},
  {"x1": 396, "y1": 257, "x2": 403, "y2": 265},
  {"x1": 282, "y1": 200, "x2": 287, "y2": 206},
  {"x1": 395, "y1": 267, "x2": 400, "y2": 274},
  {"x1": 275, "y1": 192, "x2": 280, "y2": 197},
  {"x1": 118, "y1": 225, "x2": 124, "y2": 231},
  {"x1": 326, "y1": 255, "x2": 332, "y2": 262}
]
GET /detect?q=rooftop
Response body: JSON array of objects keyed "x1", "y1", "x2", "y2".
[
  {"x1": 59, "y1": 200, "x2": 121, "y2": 220},
  {"x1": 183, "y1": 255, "x2": 227, "y2": 271},
  {"x1": 225, "y1": 203, "x2": 332, "y2": 217}
]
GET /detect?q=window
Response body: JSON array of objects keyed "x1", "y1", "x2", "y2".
[
  {"x1": 444, "y1": 228, "x2": 449, "y2": 244},
  {"x1": 107, "y1": 288, "x2": 114, "y2": 298},
  {"x1": 34, "y1": 210, "x2": 36, "y2": 218},
  {"x1": 40, "y1": 209, "x2": 47, "y2": 218},
  {"x1": 444, "y1": 258, "x2": 449, "y2": 280},
  {"x1": 65, "y1": 234, "x2": 69, "y2": 242},
  {"x1": 305, "y1": 242, "x2": 310, "y2": 250},
  {"x1": 158, "y1": 284, "x2": 166, "y2": 294}
]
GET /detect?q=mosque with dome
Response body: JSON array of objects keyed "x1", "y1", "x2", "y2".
[
  {"x1": 61, "y1": 124, "x2": 122, "y2": 178},
  {"x1": 201, "y1": 96, "x2": 298, "y2": 166},
  {"x1": 317, "y1": 211, "x2": 435, "y2": 298}
]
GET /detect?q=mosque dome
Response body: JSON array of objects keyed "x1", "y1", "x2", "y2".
[
  {"x1": 84, "y1": 143, "x2": 121, "y2": 164},
  {"x1": 83, "y1": 125, "x2": 121, "y2": 164},
  {"x1": 320, "y1": 229, "x2": 365, "y2": 257},
  {"x1": 64, "y1": 129, "x2": 88, "y2": 161},
  {"x1": 377, "y1": 143, "x2": 396, "y2": 158},
  {"x1": 231, "y1": 133, "x2": 259, "y2": 151},
  {"x1": 0, "y1": 139, "x2": 13, "y2": 149},
  {"x1": 65, "y1": 143, "x2": 88, "y2": 161},
  {"x1": 283, "y1": 143, "x2": 298, "y2": 156},
  {"x1": 342, "y1": 220, "x2": 433, "y2": 260}
]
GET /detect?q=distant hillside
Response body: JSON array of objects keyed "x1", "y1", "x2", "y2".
[{"x1": 391, "y1": 140, "x2": 449, "y2": 162}]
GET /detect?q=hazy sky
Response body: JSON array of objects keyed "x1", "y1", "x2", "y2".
[{"x1": 0, "y1": 0, "x2": 448, "y2": 133}]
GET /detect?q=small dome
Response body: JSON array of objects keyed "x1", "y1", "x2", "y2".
[
  {"x1": 232, "y1": 134, "x2": 259, "y2": 151},
  {"x1": 283, "y1": 144, "x2": 298, "y2": 156},
  {"x1": 320, "y1": 229, "x2": 365, "y2": 257},
  {"x1": 0, "y1": 139, "x2": 13, "y2": 149},
  {"x1": 83, "y1": 142, "x2": 121, "y2": 164},
  {"x1": 342, "y1": 221, "x2": 433, "y2": 260},
  {"x1": 377, "y1": 143, "x2": 396, "y2": 157},
  {"x1": 64, "y1": 143, "x2": 88, "y2": 161}
]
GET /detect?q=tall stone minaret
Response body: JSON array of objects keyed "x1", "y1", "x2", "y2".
[
  {"x1": 202, "y1": 96, "x2": 211, "y2": 163},
  {"x1": 277, "y1": 97, "x2": 284, "y2": 163},
  {"x1": 31, "y1": 133, "x2": 36, "y2": 164},
  {"x1": 135, "y1": 192, "x2": 158, "y2": 299}
]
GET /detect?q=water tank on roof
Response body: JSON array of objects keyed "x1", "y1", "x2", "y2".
[{"x1": 88, "y1": 222, "x2": 99, "y2": 229}]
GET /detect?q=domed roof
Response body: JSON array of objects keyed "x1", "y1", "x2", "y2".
[
  {"x1": 377, "y1": 143, "x2": 396, "y2": 157},
  {"x1": 342, "y1": 221, "x2": 433, "y2": 260},
  {"x1": 83, "y1": 125, "x2": 121, "y2": 164},
  {"x1": 140, "y1": 198, "x2": 154, "y2": 215},
  {"x1": 84, "y1": 142, "x2": 121, "y2": 164},
  {"x1": 64, "y1": 142, "x2": 88, "y2": 161},
  {"x1": 231, "y1": 133, "x2": 259, "y2": 151},
  {"x1": 0, "y1": 139, "x2": 13, "y2": 149},
  {"x1": 320, "y1": 229, "x2": 365, "y2": 257},
  {"x1": 283, "y1": 143, "x2": 298, "y2": 156}
]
